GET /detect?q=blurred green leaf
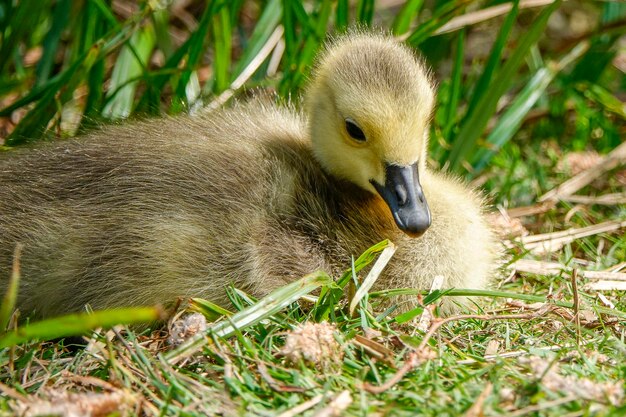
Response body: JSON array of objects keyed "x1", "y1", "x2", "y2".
[
  {"x1": 580, "y1": 83, "x2": 626, "y2": 120},
  {"x1": 0, "y1": 306, "x2": 164, "y2": 348},
  {"x1": 569, "y1": 37, "x2": 618, "y2": 85},
  {"x1": 394, "y1": 306, "x2": 424, "y2": 324},
  {"x1": 448, "y1": 0, "x2": 561, "y2": 173},
  {"x1": 465, "y1": 1, "x2": 519, "y2": 116},
  {"x1": 473, "y1": 41, "x2": 590, "y2": 172},
  {"x1": 0, "y1": 1, "x2": 47, "y2": 73},
  {"x1": 393, "y1": 0, "x2": 424, "y2": 35},
  {"x1": 35, "y1": 0, "x2": 71, "y2": 86},
  {"x1": 90, "y1": 0, "x2": 122, "y2": 28},
  {"x1": 357, "y1": 0, "x2": 375, "y2": 26},
  {"x1": 103, "y1": 23, "x2": 156, "y2": 119},
  {"x1": 336, "y1": 0, "x2": 349, "y2": 31},
  {"x1": 152, "y1": 9, "x2": 174, "y2": 59},
  {"x1": 405, "y1": 0, "x2": 467, "y2": 47},
  {"x1": 602, "y1": 1, "x2": 626, "y2": 24},
  {"x1": 441, "y1": 28, "x2": 465, "y2": 140}
]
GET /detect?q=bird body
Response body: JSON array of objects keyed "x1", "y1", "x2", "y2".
[{"x1": 0, "y1": 33, "x2": 498, "y2": 317}]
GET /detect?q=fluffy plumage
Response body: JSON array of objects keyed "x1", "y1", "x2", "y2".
[{"x1": 0, "y1": 33, "x2": 498, "y2": 317}]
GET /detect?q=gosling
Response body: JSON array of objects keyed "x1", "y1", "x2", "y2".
[{"x1": 0, "y1": 32, "x2": 498, "y2": 318}]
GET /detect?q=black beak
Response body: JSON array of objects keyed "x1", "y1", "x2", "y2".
[{"x1": 370, "y1": 163, "x2": 431, "y2": 237}]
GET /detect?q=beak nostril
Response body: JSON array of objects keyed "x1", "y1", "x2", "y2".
[{"x1": 395, "y1": 185, "x2": 407, "y2": 206}]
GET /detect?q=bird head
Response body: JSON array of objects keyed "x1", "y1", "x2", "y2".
[{"x1": 306, "y1": 33, "x2": 435, "y2": 237}]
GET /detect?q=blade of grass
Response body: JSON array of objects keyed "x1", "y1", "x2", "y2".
[
  {"x1": 441, "y1": 28, "x2": 465, "y2": 140},
  {"x1": 0, "y1": 78, "x2": 60, "y2": 117},
  {"x1": 602, "y1": 1, "x2": 626, "y2": 24},
  {"x1": 370, "y1": 288, "x2": 626, "y2": 320},
  {"x1": 314, "y1": 240, "x2": 393, "y2": 321},
  {"x1": 205, "y1": 25, "x2": 284, "y2": 110},
  {"x1": 103, "y1": 23, "x2": 156, "y2": 119},
  {"x1": 0, "y1": 78, "x2": 22, "y2": 97},
  {"x1": 228, "y1": 0, "x2": 282, "y2": 89},
  {"x1": 134, "y1": 3, "x2": 216, "y2": 113},
  {"x1": 296, "y1": 0, "x2": 332, "y2": 78},
  {"x1": 190, "y1": 298, "x2": 234, "y2": 321},
  {"x1": 215, "y1": 284, "x2": 292, "y2": 335},
  {"x1": 393, "y1": 290, "x2": 450, "y2": 324},
  {"x1": 81, "y1": 59, "x2": 106, "y2": 129},
  {"x1": 153, "y1": 2, "x2": 225, "y2": 113},
  {"x1": 90, "y1": 0, "x2": 122, "y2": 29},
  {"x1": 281, "y1": 0, "x2": 312, "y2": 94},
  {"x1": 349, "y1": 242, "x2": 396, "y2": 315},
  {"x1": 287, "y1": 0, "x2": 314, "y2": 31},
  {"x1": 0, "y1": 0, "x2": 117, "y2": 117},
  {"x1": 568, "y1": 37, "x2": 618, "y2": 85}
]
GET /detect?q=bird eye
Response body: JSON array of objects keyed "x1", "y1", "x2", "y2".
[{"x1": 345, "y1": 119, "x2": 366, "y2": 142}]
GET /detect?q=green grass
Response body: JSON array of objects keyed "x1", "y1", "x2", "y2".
[{"x1": 1, "y1": 0, "x2": 626, "y2": 416}]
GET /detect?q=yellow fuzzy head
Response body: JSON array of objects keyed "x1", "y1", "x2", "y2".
[{"x1": 306, "y1": 32, "x2": 435, "y2": 194}]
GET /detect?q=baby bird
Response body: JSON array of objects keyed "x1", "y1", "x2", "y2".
[{"x1": 0, "y1": 32, "x2": 498, "y2": 318}]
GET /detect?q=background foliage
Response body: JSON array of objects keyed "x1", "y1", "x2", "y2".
[
  {"x1": 1, "y1": 0, "x2": 624, "y2": 179},
  {"x1": 1, "y1": 1, "x2": 626, "y2": 416}
]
